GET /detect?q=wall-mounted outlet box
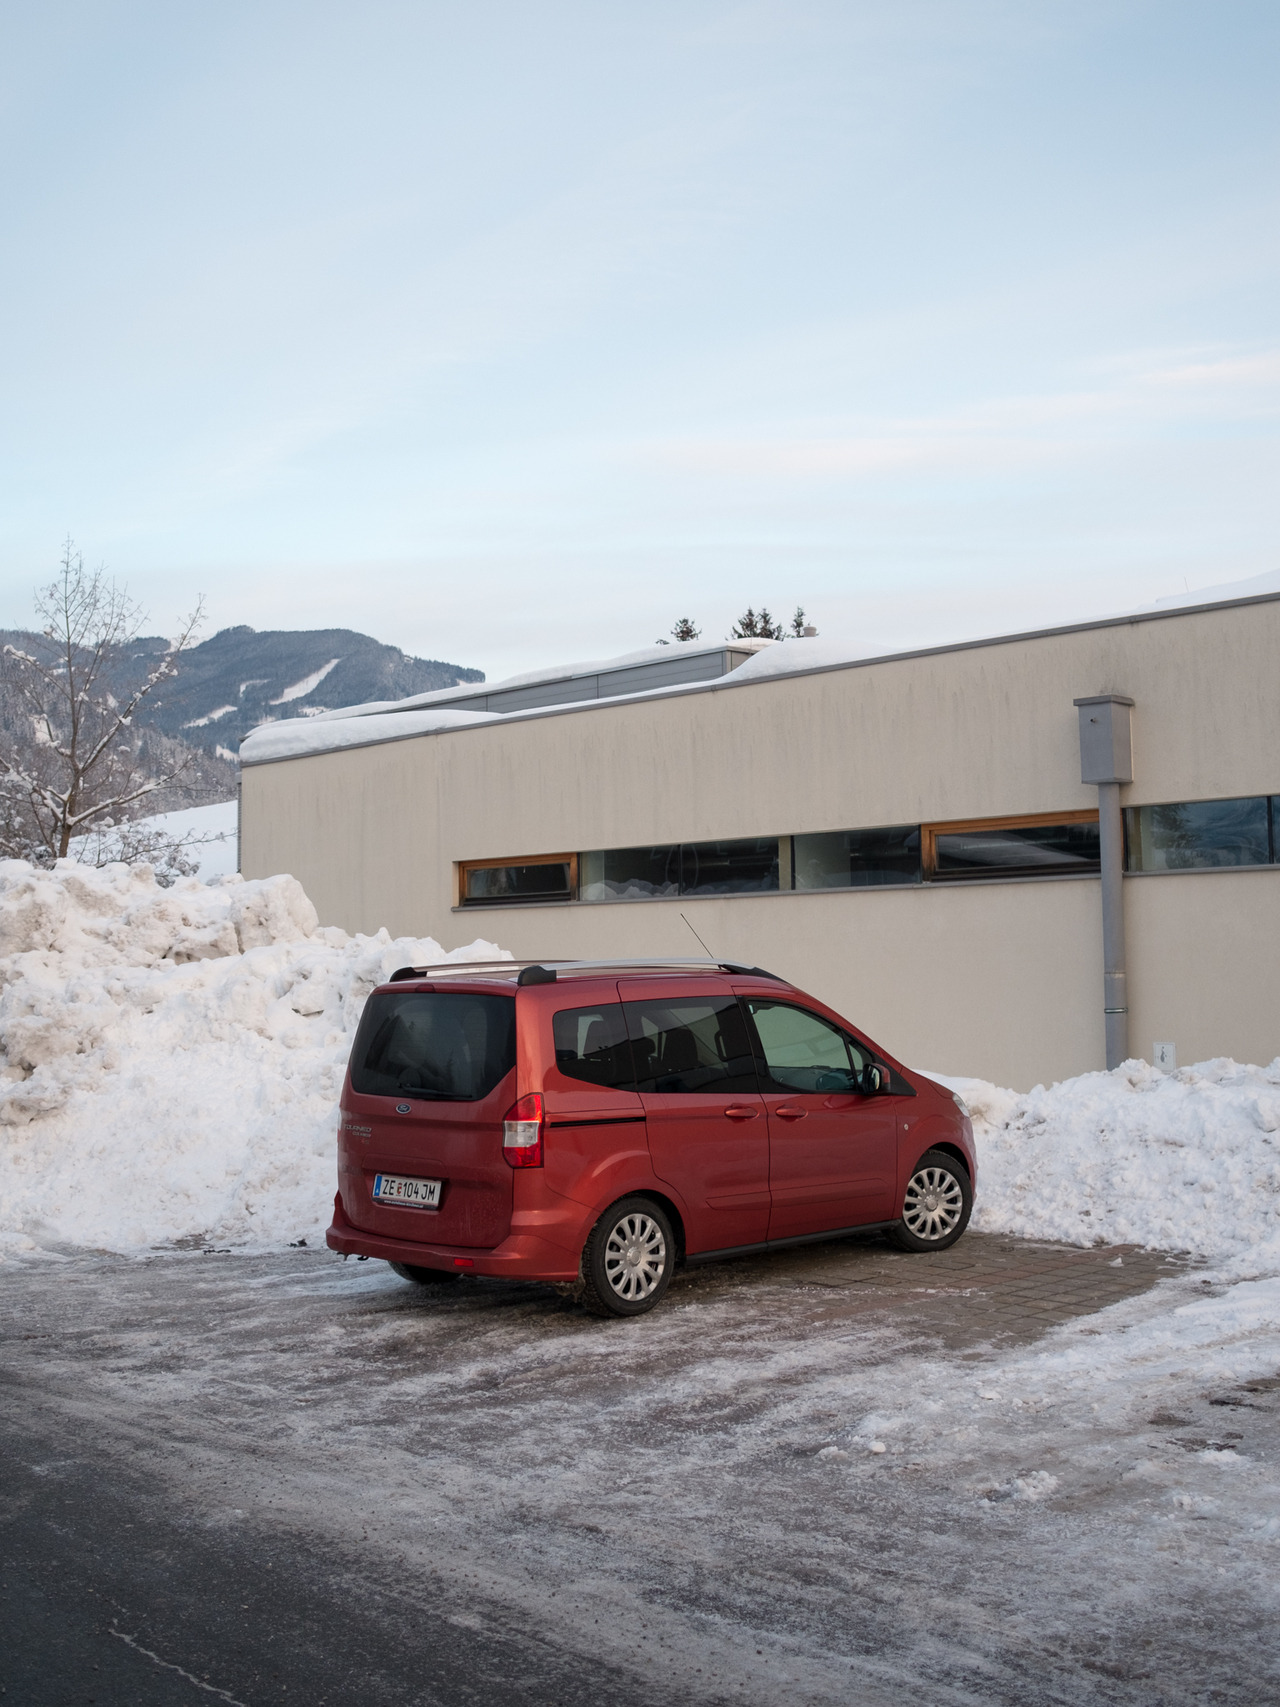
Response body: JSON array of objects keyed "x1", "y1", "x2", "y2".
[{"x1": 1153, "y1": 1042, "x2": 1177, "y2": 1070}]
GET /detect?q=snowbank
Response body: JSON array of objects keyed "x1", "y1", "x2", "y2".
[
  {"x1": 0, "y1": 859, "x2": 507, "y2": 1257},
  {"x1": 932, "y1": 1059, "x2": 1280, "y2": 1276}
]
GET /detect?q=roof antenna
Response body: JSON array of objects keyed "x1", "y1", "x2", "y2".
[{"x1": 680, "y1": 911, "x2": 715, "y2": 960}]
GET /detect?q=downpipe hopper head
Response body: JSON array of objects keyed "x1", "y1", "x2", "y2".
[{"x1": 1073, "y1": 695, "x2": 1134, "y2": 785}]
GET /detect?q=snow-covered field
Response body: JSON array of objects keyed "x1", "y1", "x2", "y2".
[{"x1": 71, "y1": 798, "x2": 239, "y2": 880}]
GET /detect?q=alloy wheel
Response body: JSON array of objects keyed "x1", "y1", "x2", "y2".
[
  {"x1": 603, "y1": 1211, "x2": 667, "y2": 1301},
  {"x1": 901, "y1": 1165, "x2": 965, "y2": 1242}
]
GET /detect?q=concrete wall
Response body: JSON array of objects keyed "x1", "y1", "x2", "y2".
[{"x1": 239, "y1": 596, "x2": 1280, "y2": 1089}]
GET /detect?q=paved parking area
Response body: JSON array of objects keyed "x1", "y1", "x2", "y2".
[
  {"x1": 3, "y1": 1230, "x2": 1272, "y2": 1707},
  {"x1": 676, "y1": 1229, "x2": 1189, "y2": 1347}
]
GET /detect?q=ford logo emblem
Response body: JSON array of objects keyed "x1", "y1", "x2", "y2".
[{"x1": 395, "y1": 1103, "x2": 412, "y2": 1114}]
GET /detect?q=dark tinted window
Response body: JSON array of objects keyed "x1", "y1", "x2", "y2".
[
  {"x1": 1125, "y1": 798, "x2": 1273, "y2": 872},
  {"x1": 624, "y1": 997, "x2": 758, "y2": 1094},
  {"x1": 746, "y1": 1000, "x2": 865, "y2": 1093},
  {"x1": 463, "y1": 862, "x2": 572, "y2": 903},
  {"x1": 933, "y1": 822, "x2": 1100, "y2": 879},
  {"x1": 552, "y1": 1004, "x2": 635, "y2": 1088},
  {"x1": 350, "y1": 992, "x2": 515, "y2": 1100},
  {"x1": 793, "y1": 826, "x2": 921, "y2": 889},
  {"x1": 580, "y1": 846, "x2": 680, "y2": 901},
  {"x1": 681, "y1": 839, "x2": 779, "y2": 896},
  {"x1": 579, "y1": 840, "x2": 779, "y2": 900}
]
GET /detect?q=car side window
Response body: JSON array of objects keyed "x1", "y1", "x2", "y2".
[
  {"x1": 745, "y1": 1000, "x2": 866, "y2": 1094},
  {"x1": 623, "y1": 998, "x2": 758, "y2": 1094},
  {"x1": 551, "y1": 1004, "x2": 635, "y2": 1088}
]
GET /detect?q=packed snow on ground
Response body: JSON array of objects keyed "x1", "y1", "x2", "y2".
[
  {"x1": 0, "y1": 859, "x2": 507, "y2": 1257},
  {"x1": 933, "y1": 1061, "x2": 1280, "y2": 1279}
]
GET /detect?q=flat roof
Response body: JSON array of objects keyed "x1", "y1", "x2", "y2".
[{"x1": 239, "y1": 578, "x2": 1280, "y2": 768}]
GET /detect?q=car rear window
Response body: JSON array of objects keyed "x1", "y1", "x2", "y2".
[
  {"x1": 350, "y1": 991, "x2": 516, "y2": 1101},
  {"x1": 552, "y1": 1004, "x2": 635, "y2": 1087}
]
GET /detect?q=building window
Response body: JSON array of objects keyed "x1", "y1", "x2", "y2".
[
  {"x1": 579, "y1": 839, "x2": 779, "y2": 901},
  {"x1": 460, "y1": 854, "x2": 577, "y2": 904},
  {"x1": 793, "y1": 826, "x2": 922, "y2": 889},
  {"x1": 1125, "y1": 797, "x2": 1278, "y2": 872},
  {"x1": 922, "y1": 812, "x2": 1100, "y2": 881},
  {"x1": 458, "y1": 810, "x2": 1131, "y2": 907}
]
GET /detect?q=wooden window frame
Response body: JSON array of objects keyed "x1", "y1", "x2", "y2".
[
  {"x1": 456, "y1": 853, "x2": 579, "y2": 906},
  {"x1": 921, "y1": 810, "x2": 1100, "y2": 881}
]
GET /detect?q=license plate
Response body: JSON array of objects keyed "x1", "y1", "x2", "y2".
[{"x1": 372, "y1": 1173, "x2": 442, "y2": 1209}]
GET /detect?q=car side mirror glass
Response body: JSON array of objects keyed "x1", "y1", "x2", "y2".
[{"x1": 858, "y1": 1064, "x2": 886, "y2": 1096}]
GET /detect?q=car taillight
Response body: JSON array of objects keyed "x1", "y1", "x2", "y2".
[{"x1": 502, "y1": 1092, "x2": 544, "y2": 1168}]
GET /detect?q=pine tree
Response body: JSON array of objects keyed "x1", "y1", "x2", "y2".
[{"x1": 731, "y1": 607, "x2": 785, "y2": 641}]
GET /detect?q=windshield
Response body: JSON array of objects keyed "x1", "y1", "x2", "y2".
[{"x1": 349, "y1": 991, "x2": 516, "y2": 1101}]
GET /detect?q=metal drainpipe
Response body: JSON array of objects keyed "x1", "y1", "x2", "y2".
[{"x1": 1073, "y1": 695, "x2": 1134, "y2": 1071}]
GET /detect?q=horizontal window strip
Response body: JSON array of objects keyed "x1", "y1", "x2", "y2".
[{"x1": 456, "y1": 797, "x2": 1280, "y2": 905}]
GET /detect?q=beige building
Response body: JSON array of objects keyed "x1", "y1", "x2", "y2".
[{"x1": 239, "y1": 590, "x2": 1280, "y2": 1090}]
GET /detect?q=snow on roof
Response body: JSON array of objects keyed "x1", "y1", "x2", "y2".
[
  {"x1": 1144, "y1": 565, "x2": 1280, "y2": 612},
  {"x1": 299, "y1": 637, "x2": 773, "y2": 723},
  {"x1": 239, "y1": 577, "x2": 1280, "y2": 767},
  {"x1": 241, "y1": 704, "x2": 495, "y2": 762}
]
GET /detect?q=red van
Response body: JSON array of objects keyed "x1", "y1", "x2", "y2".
[{"x1": 326, "y1": 959, "x2": 975, "y2": 1317}]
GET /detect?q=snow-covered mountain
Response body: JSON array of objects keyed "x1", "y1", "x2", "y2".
[{"x1": 70, "y1": 624, "x2": 484, "y2": 756}]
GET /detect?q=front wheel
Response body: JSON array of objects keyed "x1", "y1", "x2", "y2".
[
  {"x1": 580, "y1": 1197, "x2": 675, "y2": 1318},
  {"x1": 890, "y1": 1150, "x2": 972, "y2": 1252}
]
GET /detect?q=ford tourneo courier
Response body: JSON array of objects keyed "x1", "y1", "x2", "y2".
[{"x1": 326, "y1": 959, "x2": 976, "y2": 1317}]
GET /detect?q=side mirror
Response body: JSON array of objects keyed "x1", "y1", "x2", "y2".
[{"x1": 858, "y1": 1064, "x2": 887, "y2": 1096}]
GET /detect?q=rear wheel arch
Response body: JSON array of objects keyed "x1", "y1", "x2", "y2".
[{"x1": 614, "y1": 1189, "x2": 686, "y2": 1264}]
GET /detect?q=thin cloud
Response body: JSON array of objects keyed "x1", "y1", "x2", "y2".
[{"x1": 639, "y1": 344, "x2": 1280, "y2": 485}]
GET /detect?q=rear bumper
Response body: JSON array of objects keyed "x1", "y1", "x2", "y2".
[{"x1": 325, "y1": 1193, "x2": 585, "y2": 1282}]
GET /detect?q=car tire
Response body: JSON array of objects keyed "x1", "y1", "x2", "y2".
[
  {"x1": 388, "y1": 1261, "x2": 460, "y2": 1285},
  {"x1": 890, "y1": 1149, "x2": 972, "y2": 1252},
  {"x1": 579, "y1": 1196, "x2": 676, "y2": 1318}
]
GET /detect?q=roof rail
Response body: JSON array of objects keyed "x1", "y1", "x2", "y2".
[
  {"x1": 388, "y1": 959, "x2": 526, "y2": 981},
  {"x1": 387, "y1": 957, "x2": 784, "y2": 984},
  {"x1": 528, "y1": 958, "x2": 784, "y2": 980}
]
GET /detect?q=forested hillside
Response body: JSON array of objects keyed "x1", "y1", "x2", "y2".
[{"x1": 2, "y1": 623, "x2": 483, "y2": 761}]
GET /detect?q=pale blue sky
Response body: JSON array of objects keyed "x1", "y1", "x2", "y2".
[{"x1": 2, "y1": 1, "x2": 1277, "y2": 679}]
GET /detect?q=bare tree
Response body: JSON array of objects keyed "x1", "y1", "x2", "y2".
[
  {"x1": 0, "y1": 541, "x2": 204, "y2": 861},
  {"x1": 73, "y1": 818, "x2": 219, "y2": 885}
]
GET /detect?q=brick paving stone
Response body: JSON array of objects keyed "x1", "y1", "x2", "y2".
[{"x1": 684, "y1": 1229, "x2": 1190, "y2": 1353}]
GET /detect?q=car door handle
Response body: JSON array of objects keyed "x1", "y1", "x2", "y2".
[
  {"x1": 774, "y1": 1105, "x2": 807, "y2": 1121},
  {"x1": 723, "y1": 1105, "x2": 760, "y2": 1121}
]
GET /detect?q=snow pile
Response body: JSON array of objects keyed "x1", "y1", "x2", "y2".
[
  {"x1": 0, "y1": 859, "x2": 508, "y2": 1256},
  {"x1": 934, "y1": 1059, "x2": 1280, "y2": 1275}
]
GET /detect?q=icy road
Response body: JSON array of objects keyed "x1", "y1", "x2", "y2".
[{"x1": 3, "y1": 1232, "x2": 1279, "y2": 1707}]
